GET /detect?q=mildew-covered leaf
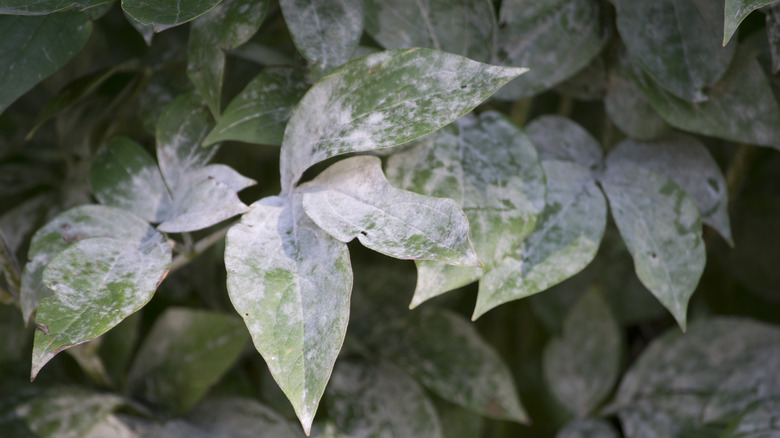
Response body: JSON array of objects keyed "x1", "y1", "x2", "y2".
[
  {"x1": 279, "y1": 48, "x2": 527, "y2": 192},
  {"x1": 203, "y1": 68, "x2": 310, "y2": 147},
  {"x1": 377, "y1": 308, "x2": 527, "y2": 422},
  {"x1": 543, "y1": 288, "x2": 621, "y2": 418},
  {"x1": 280, "y1": 0, "x2": 363, "y2": 74},
  {"x1": 613, "y1": 0, "x2": 735, "y2": 102},
  {"x1": 90, "y1": 137, "x2": 173, "y2": 224},
  {"x1": 185, "y1": 398, "x2": 302, "y2": 437},
  {"x1": 557, "y1": 419, "x2": 620, "y2": 438},
  {"x1": 525, "y1": 115, "x2": 603, "y2": 169},
  {"x1": 122, "y1": 0, "x2": 223, "y2": 32},
  {"x1": 224, "y1": 195, "x2": 352, "y2": 434},
  {"x1": 301, "y1": 155, "x2": 480, "y2": 266},
  {"x1": 127, "y1": 308, "x2": 249, "y2": 413},
  {"x1": 495, "y1": 0, "x2": 607, "y2": 100},
  {"x1": 473, "y1": 161, "x2": 606, "y2": 319},
  {"x1": 0, "y1": 12, "x2": 92, "y2": 114},
  {"x1": 32, "y1": 224, "x2": 171, "y2": 379},
  {"x1": 599, "y1": 164, "x2": 704, "y2": 330},
  {"x1": 604, "y1": 60, "x2": 671, "y2": 140},
  {"x1": 364, "y1": 0, "x2": 497, "y2": 63},
  {"x1": 607, "y1": 134, "x2": 732, "y2": 245},
  {"x1": 156, "y1": 173, "x2": 249, "y2": 233},
  {"x1": 326, "y1": 360, "x2": 443, "y2": 438},
  {"x1": 0, "y1": 0, "x2": 109, "y2": 14},
  {"x1": 722, "y1": 398, "x2": 780, "y2": 438},
  {"x1": 197, "y1": 164, "x2": 256, "y2": 192},
  {"x1": 724, "y1": 0, "x2": 778, "y2": 45},
  {"x1": 187, "y1": 0, "x2": 268, "y2": 116}
]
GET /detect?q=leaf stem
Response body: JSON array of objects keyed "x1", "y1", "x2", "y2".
[
  {"x1": 509, "y1": 98, "x2": 533, "y2": 126},
  {"x1": 725, "y1": 143, "x2": 754, "y2": 202},
  {"x1": 169, "y1": 225, "x2": 232, "y2": 273},
  {"x1": 0, "y1": 229, "x2": 21, "y2": 302}
]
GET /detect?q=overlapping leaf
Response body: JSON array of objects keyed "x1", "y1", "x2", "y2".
[
  {"x1": 724, "y1": 0, "x2": 778, "y2": 45},
  {"x1": 279, "y1": 48, "x2": 528, "y2": 192},
  {"x1": 524, "y1": 115, "x2": 602, "y2": 169},
  {"x1": 122, "y1": 0, "x2": 223, "y2": 32},
  {"x1": 0, "y1": 0, "x2": 108, "y2": 14},
  {"x1": 185, "y1": 398, "x2": 302, "y2": 437},
  {"x1": 604, "y1": 61, "x2": 671, "y2": 140}
]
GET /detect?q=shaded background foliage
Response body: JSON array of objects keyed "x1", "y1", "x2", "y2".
[{"x1": 2, "y1": 0, "x2": 780, "y2": 437}]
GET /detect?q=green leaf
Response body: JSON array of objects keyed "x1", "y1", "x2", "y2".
[
  {"x1": 364, "y1": 0, "x2": 497, "y2": 63},
  {"x1": 90, "y1": 137, "x2": 173, "y2": 224},
  {"x1": 554, "y1": 56, "x2": 608, "y2": 101},
  {"x1": 722, "y1": 398, "x2": 780, "y2": 438},
  {"x1": 495, "y1": 0, "x2": 607, "y2": 100},
  {"x1": 525, "y1": 115, "x2": 603, "y2": 169},
  {"x1": 604, "y1": 59, "x2": 671, "y2": 140},
  {"x1": 543, "y1": 288, "x2": 621, "y2": 418},
  {"x1": 122, "y1": 0, "x2": 223, "y2": 32},
  {"x1": 608, "y1": 134, "x2": 732, "y2": 245},
  {"x1": 187, "y1": 0, "x2": 268, "y2": 116},
  {"x1": 386, "y1": 112, "x2": 545, "y2": 306},
  {"x1": 556, "y1": 419, "x2": 620, "y2": 438},
  {"x1": 0, "y1": 12, "x2": 92, "y2": 114},
  {"x1": 279, "y1": 48, "x2": 527, "y2": 192},
  {"x1": 280, "y1": 0, "x2": 363, "y2": 74},
  {"x1": 300, "y1": 155, "x2": 480, "y2": 267},
  {"x1": 724, "y1": 0, "x2": 778, "y2": 45},
  {"x1": 127, "y1": 308, "x2": 249, "y2": 413},
  {"x1": 185, "y1": 398, "x2": 302, "y2": 437},
  {"x1": 224, "y1": 195, "x2": 352, "y2": 434},
  {"x1": 0, "y1": 0, "x2": 108, "y2": 14},
  {"x1": 377, "y1": 308, "x2": 528, "y2": 422},
  {"x1": 124, "y1": 10, "x2": 154, "y2": 45},
  {"x1": 30, "y1": 207, "x2": 171, "y2": 379},
  {"x1": 613, "y1": 0, "x2": 735, "y2": 102},
  {"x1": 326, "y1": 360, "x2": 443, "y2": 438},
  {"x1": 599, "y1": 164, "x2": 704, "y2": 330},
  {"x1": 202, "y1": 67, "x2": 310, "y2": 147},
  {"x1": 434, "y1": 399, "x2": 484, "y2": 438}
]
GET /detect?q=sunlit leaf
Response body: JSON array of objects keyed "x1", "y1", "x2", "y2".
[
  {"x1": 122, "y1": 0, "x2": 223, "y2": 32},
  {"x1": 279, "y1": 48, "x2": 527, "y2": 192},
  {"x1": 557, "y1": 419, "x2": 620, "y2": 438},
  {"x1": 224, "y1": 195, "x2": 352, "y2": 434},
  {"x1": 301, "y1": 155, "x2": 480, "y2": 267},
  {"x1": 0, "y1": 0, "x2": 109, "y2": 14},
  {"x1": 724, "y1": 0, "x2": 778, "y2": 45}
]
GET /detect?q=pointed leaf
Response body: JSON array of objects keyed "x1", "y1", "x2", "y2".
[
  {"x1": 280, "y1": 0, "x2": 363, "y2": 73},
  {"x1": 326, "y1": 360, "x2": 443, "y2": 438},
  {"x1": 279, "y1": 48, "x2": 527, "y2": 192},
  {"x1": 185, "y1": 398, "x2": 302, "y2": 437},
  {"x1": 473, "y1": 161, "x2": 606, "y2": 319},
  {"x1": 495, "y1": 0, "x2": 607, "y2": 100},
  {"x1": 301, "y1": 155, "x2": 479, "y2": 266},
  {"x1": 613, "y1": 0, "x2": 735, "y2": 102},
  {"x1": 0, "y1": 0, "x2": 108, "y2": 14},
  {"x1": 0, "y1": 12, "x2": 92, "y2": 114},
  {"x1": 543, "y1": 288, "x2": 621, "y2": 418},
  {"x1": 724, "y1": 0, "x2": 778, "y2": 45},
  {"x1": 607, "y1": 134, "x2": 732, "y2": 245},
  {"x1": 90, "y1": 137, "x2": 173, "y2": 223},
  {"x1": 364, "y1": 0, "x2": 497, "y2": 63},
  {"x1": 604, "y1": 59, "x2": 671, "y2": 140},
  {"x1": 224, "y1": 195, "x2": 352, "y2": 434},
  {"x1": 122, "y1": 0, "x2": 223, "y2": 32},
  {"x1": 187, "y1": 0, "x2": 268, "y2": 116},
  {"x1": 203, "y1": 68, "x2": 310, "y2": 147},
  {"x1": 125, "y1": 10, "x2": 154, "y2": 45},
  {"x1": 198, "y1": 164, "x2": 256, "y2": 192},
  {"x1": 599, "y1": 164, "x2": 705, "y2": 331},
  {"x1": 557, "y1": 419, "x2": 620, "y2": 438},
  {"x1": 127, "y1": 308, "x2": 249, "y2": 413},
  {"x1": 156, "y1": 174, "x2": 249, "y2": 233},
  {"x1": 525, "y1": 115, "x2": 603, "y2": 169}
]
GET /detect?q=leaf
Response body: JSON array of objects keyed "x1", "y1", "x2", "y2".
[
  {"x1": 0, "y1": 0, "x2": 108, "y2": 14},
  {"x1": 473, "y1": 160, "x2": 606, "y2": 319},
  {"x1": 556, "y1": 419, "x2": 620, "y2": 438},
  {"x1": 187, "y1": 0, "x2": 268, "y2": 116},
  {"x1": 0, "y1": 12, "x2": 92, "y2": 114},
  {"x1": 599, "y1": 164, "x2": 704, "y2": 330},
  {"x1": 156, "y1": 173, "x2": 249, "y2": 233},
  {"x1": 197, "y1": 164, "x2": 256, "y2": 192},
  {"x1": 767, "y1": 5, "x2": 780, "y2": 74},
  {"x1": 127, "y1": 308, "x2": 249, "y2": 413},
  {"x1": 613, "y1": 0, "x2": 735, "y2": 103},
  {"x1": 386, "y1": 111, "x2": 545, "y2": 306},
  {"x1": 495, "y1": 0, "x2": 607, "y2": 100},
  {"x1": 224, "y1": 195, "x2": 352, "y2": 434},
  {"x1": 300, "y1": 155, "x2": 480, "y2": 266},
  {"x1": 542, "y1": 288, "x2": 621, "y2": 418},
  {"x1": 280, "y1": 0, "x2": 363, "y2": 74},
  {"x1": 202, "y1": 68, "x2": 310, "y2": 147},
  {"x1": 279, "y1": 48, "x2": 527, "y2": 192},
  {"x1": 722, "y1": 398, "x2": 780, "y2": 438},
  {"x1": 525, "y1": 115, "x2": 603, "y2": 169},
  {"x1": 325, "y1": 360, "x2": 443, "y2": 438},
  {"x1": 364, "y1": 0, "x2": 497, "y2": 63},
  {"x1": 90, "y1": 137, "x2": 173, "y2": 224},
  {"x1": 604, "y1": 59, "x2": 671, "y2": 140},
  {"x1": 124, "y1": 10, "x2": 154, "y2": 45},
  {"x1": 377, "y1": 308, "x2": 528, "y2": 422},
  {"x1": 554, "y1": 56, "x2": 608, "y2": 101},
  {"x1": 122, "y1": 0, "x2": 223, "y2": 32},
  {"x1": 724, "y1": 0, "x2": 778, "y2": 45},
  {"x1": 185, "y1": 398, "x2": 302, "y2": 438},
  {"x1": 30, "y1": 208, "x2": 171, "y2": 379},
  {"x1": 607, "y1": 134, "x2": 732, "y2": 245}
]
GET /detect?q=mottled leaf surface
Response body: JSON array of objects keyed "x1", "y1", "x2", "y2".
[
  {"x1": 185, "y1": 398, "x2": 302, "y2": 437},
  {"x1": 599, "y1": 164, "x2": 704, "y2": 330},
  {"x1": 557, "y1": 419, "x2": 620, "y2": 438},
  {"x1": 224, "y1": 195, "x2": 352, "y2": 434},
  {"x1": 0, "y1": 0, "x2": 108, "y2": 14},
  {"x1": 127, "y1": 308, "x2": 249, "y2": 413},
  {"x1": 326, "y1": 360, "x2": 443, "y2": 438},
  {"x1": 0, "y1": 13, "x2": 92, "y2": 114},
  {"x1": 724, "y1": 0, "x2": 778, "y2": 45},
  {"x1": 280, "y1": 0, "x2": 363, "y2": 73},
  {"x1": 495, "y1": 0, "x2": 606, "y2": 100},
  {"x1": 279, "y1": 48, "x2": 527, "y2": 192},
  {"x1": 543, "y1": 289, "x2": 621, "y2": 418},
  {"x1": 156, "y1": 174, "x2": 249, "y2": 233},
  {"x1": 722, "y1": 398, "x2": 780, "y2": 438},
  {"x1": 122, "y1": 0, "x2": 222, "y2": 32},
  {"x1": 613, "y1": 0, "x2": 735, "y2": 102},
  {"x1": 301, "y1": 155, "x2": 479, "y2": 266},
  {"x1": 604, "y1": 61, "x2": 671, "y2": 140},
  {"x1": 607, "y1": 134, "x2": 732, "y2": 245},
  {"x1": 525, "y1": 115, "x2": 603, "y2": 169},
  {"x1": 364, "y1": 0, "x2": 497, "y2": 62},
  {"x1": 187, "y1": 0, "x2": 268, "y2": 116},
  {"x1": 203, "y1": 68, "x2": 310, "y2": 146}
]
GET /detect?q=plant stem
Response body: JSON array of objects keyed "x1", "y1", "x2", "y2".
[
  {"x1": 169, "y1": 225, "x2": 232, "y2": 273},
  {"x1": 556, "y1": 95, "x2": 573, "y2": 117},
  {"x1": 0, "y1": 230, "x2": 21, "y2": 301},
  {"x1": 725, "y1": 143, "x2": 754, "y2": 202},
  {"x1": 509, "y1": 98, "x2": 533, "y2": 126}
]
